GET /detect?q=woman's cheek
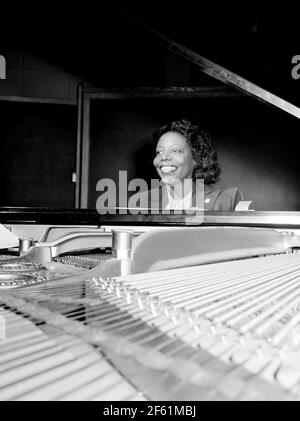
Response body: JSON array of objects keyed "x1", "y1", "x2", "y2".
[{"x1": 153, "y1": 157, "x2": 159, "y2": 168}]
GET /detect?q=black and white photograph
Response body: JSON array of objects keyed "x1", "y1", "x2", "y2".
[{"x1": 0, "y1": 3, "x2": 300, "y2": 405}]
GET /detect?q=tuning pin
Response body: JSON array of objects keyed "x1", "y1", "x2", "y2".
[
  {"x1": 130, "y1": 288, "x2": 139, "y2": 304},
  {"x1": 115, "y1": 281, "x2": 125, "y2": 298},
  {"x1": 186, "y1": 310, "x2": 197, "y2": 325},
  {"x1": 136, "y1": 292, "x2": 150, "y2": 310},
  {"x1": 162, "y1": 301, "x2": 174, "y2": 318},
  {"x1": 97, "y1": 277, "x2": 109, "y2": 290},
  {"x1": 106, "y1": 282, "x2": 113, "y2": 294},
  {"x1": 149, "y1": 297, "x2": 160, "y2": 317},
  {"x1": 181, "y1": 309, "x2": 200, "y2": 332},
  {"x1": 106, "y1": 278, "x2": 115, "y2": 291},
  {"x1": 170, "y1": 308, "x2": 184, "y2": 325},
  {"x1": 90, "y1": 277, "x2": 98, "y2": 286},
  {"x1": 124, "y1": 290, "x2": 130, "y2": 304}
]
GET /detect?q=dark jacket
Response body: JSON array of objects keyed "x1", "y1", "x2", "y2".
[{"x1": 202, "y1": 184, "x2": 243, "y2": 211}]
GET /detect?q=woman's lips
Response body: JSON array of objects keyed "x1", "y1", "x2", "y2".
[{"x1": 159, "y1": 165, "x2": 177, "y2": 174}]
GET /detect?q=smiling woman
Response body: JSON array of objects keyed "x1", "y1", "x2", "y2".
[
  {"x1": 131, "y1": 118, "x2": 244, "y2": 211},
  {"x1": 154, "y1": 132, "x2": 195, "y2": 185}
]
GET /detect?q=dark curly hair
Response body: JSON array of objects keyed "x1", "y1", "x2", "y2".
[{"x1": 152, "y1": 118, "x2": 221, "y2": 184}]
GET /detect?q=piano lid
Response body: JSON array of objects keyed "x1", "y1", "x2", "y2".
[{"x1": 115, "y1": 6, "x2": 300, "y2": 117}]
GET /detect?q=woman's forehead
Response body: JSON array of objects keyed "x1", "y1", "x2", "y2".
[{"x1": 156, "y1": 131, "x2": 188, "y2": 148}]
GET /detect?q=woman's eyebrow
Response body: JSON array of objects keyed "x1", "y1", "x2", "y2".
[{"x1": 159, "y1": 143, "x2": 183, "y2": 147}]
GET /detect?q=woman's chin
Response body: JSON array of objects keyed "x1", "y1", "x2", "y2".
[{"x1": 160, "y1": 175, "x2": 180, "y2": 185}]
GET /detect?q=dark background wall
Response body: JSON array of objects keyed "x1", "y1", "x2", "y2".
[
  {"x1": 0, "y1": 6, "x2": 299, "y2": 210},
  {"x1": 0, "y1": 102, "x2": 77, "y2": 207}
]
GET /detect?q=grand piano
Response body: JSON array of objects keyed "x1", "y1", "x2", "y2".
[{"x1": 1, "y1": 11, "x2": 300, "y2": 401}]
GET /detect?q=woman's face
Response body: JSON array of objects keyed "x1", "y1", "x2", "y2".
[{"x1": 153, "y1": 131, "x2": 195, "y2": 185}]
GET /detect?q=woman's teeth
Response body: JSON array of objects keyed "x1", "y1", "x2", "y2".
[{"x1": 160, "y1": 166, "x2": 177, "y2": 174}]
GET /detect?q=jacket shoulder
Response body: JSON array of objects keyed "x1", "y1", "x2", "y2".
[
  {"x1": 222, "y1": 187, "x2": 243, "y2": 200},
  {"x1": 214, "y1": 187, "x2": 243, "y2": 211}
]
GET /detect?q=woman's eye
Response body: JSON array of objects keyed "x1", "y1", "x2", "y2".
[
  {"x1": 172, "y1": 149, "x2": 182, "y2": 153},
  {"x1": 155, "y1": 150, "x2": 162, "y2": 155}
]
